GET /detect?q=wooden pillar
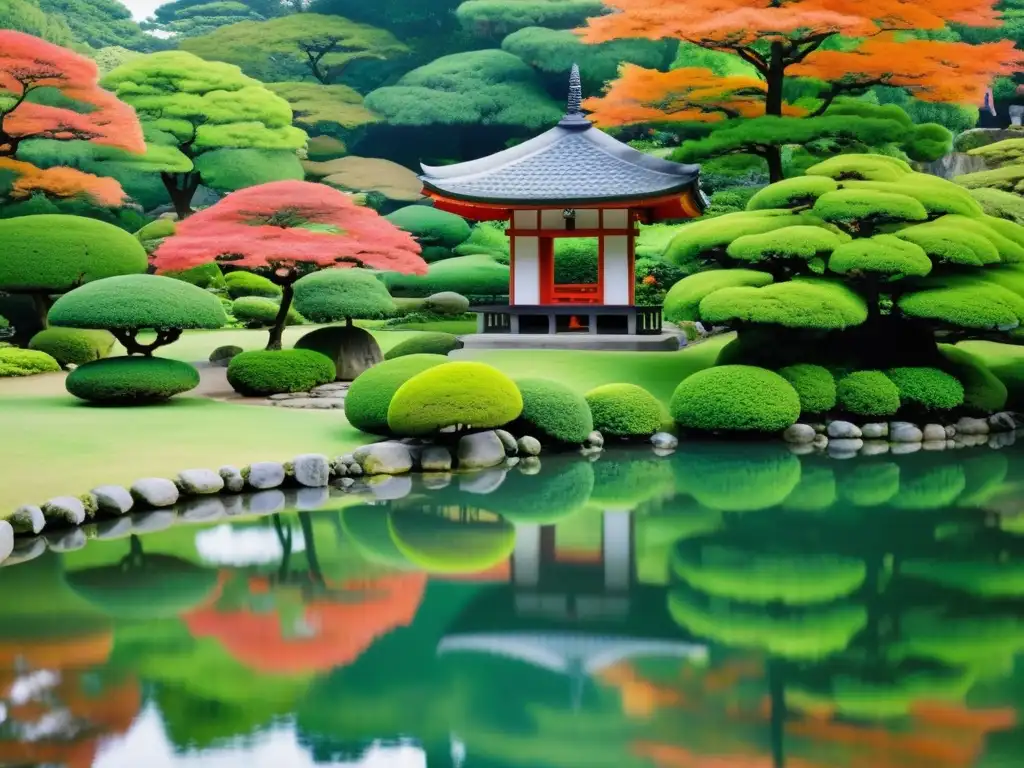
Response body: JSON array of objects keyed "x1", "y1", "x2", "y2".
[
  {"x1": 511, "y1": 210, "x2": 540, "y2": 306},
  {"x1": 601, "y1": 209, "x2": 631, "y2": 305}
]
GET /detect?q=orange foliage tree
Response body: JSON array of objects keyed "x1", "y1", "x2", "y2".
[
  {"x1": 579, "y1": 0, "x2": 1023, "y2": 180},
  {"x1": 0, "y1": 30, "x2": 144, "y2": 207}
]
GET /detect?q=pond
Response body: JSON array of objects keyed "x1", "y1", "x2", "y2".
[{"x1": 2, "y1": 441, "x2": 1024, "y2": 767}]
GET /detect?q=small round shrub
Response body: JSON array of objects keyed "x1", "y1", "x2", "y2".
[
  {"x1": 512, "y1": 378, "x2": 594, "y2": 444},
  {"x1": 209, "y1": 345, "x2": 243, "y2": 366},
  {"x1": 387, "y1": 362, "x2": 523, "y2": 436},
  {"x1": 670, "y1": 366, "x2": 801, "y2": 433},
  {"x1": 0, "y1": 348, "x2": 61, "y2": 377},
  {"x1": 886, "y1": 367, "x2": 965, "y2": 412},
  {"x1": 226, "y1": 349, "x2": 335, "y2": 396},
  {"x1": 422, "y1": 292, "x2": 471, "y2": 315},
  {"x1": 224, "y1": 271, "x2": 282, "y2": 299},
  {"x1": 385, "y1": 205, "x2": 472, "y2": 249},
  {"x1": 292, "y1": 268, "x2": 396, "y2": 322},
  {"x1": 778, "y1": 364, "x2": 837, "y2": 416},
  {"x1": 836, "y1": 371, "x2": 902, "y2": 417},
  {"x1": 65, "y1": 357, "x2": 200, "y2": 403},
  {"x1": 384, "y1": 332, "x2": 463, "y2": 360},
  {"x1": 28, "y1": 328, "x2": 116, "y2": 367},
  {"x1": 345, "y1": 354, "x2": 449, "y2": 434},
  {"x1": 584, "y1": 383, "x2": 663, "y2": 438},
  {"x1": 166, "y1": 262, "x2": 226, "y2": 290},
  {"x1": 939, "y1": 345, "x2": 1008, "y2": 414},
  {"x1": 231, "y1": 297, "x2": 304, "y2": 329}
]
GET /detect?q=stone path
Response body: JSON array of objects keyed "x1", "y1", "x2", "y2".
[{"x1": 266, "y1": 382, "x2": 349, "y2": 409}]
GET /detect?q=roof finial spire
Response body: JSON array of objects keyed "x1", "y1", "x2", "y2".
[{"x1": 567, "y1": 63, "x2": 582, "y2": 114}]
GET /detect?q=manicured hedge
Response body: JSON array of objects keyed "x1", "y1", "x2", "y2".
[
  {"x1": 231, "y1": 297, "x2": 305, "y2": 328},
  {"x1": 65, "y1": 357, "x2": 201, "y2": 404},
  {"x1": 836, "y1": 371, "x2": 902, "y2": 417},
  {"x1": 746, "y1": 176, "x2": 838, "y2": 211},
  {"x1": 0, "y1": 348, "x2": 61, "y2": 377},
  {"x1": 226, "y1": 349, "x2": 335, "y2": 396},
  {"x1": 512, "y1": 378, "x2": 594, "y2": 444},
  {"x1": 423, "y1": 292, "x2": 471, "y2": 315},
  {"x1": 381, "y1": 255, "x2": 509, "y2": 298},
  {"x1": 778, "y1": 364, "x2": 837, "y2": 416},
  {"x1": 663, "y1": 269, "x2": 773, "y2": 324},
  {"x1": 28, "y1": 328, "x2": 116, "y2": 368},
  {"x1": 584, "y1": 383, "x2": 663, "y2": 438},
  {"x1": 165, "y1": 262, "x2": 227, "y2": 290},
  {"x1": 224, "y1": 271, "x2": 282, "y2": 299},
  {"x1": 387, "y1": 361, "x2": 523, "y2": 436},
  {"x1": 886, "y1": 367, "x2": 965, "y2": 412},
  {"x1": 344, "y1": 354, "x2": 449, "y2": 434},
  {"x1": 384, "y1": 332, "x2": 463, "y2": 360},
  {"x1": 939, "y1": 344, "x2": 1007, "y2": 414},
  {"x1": 385, "y1": 205, "x2": 472, "y2": 249},
  {"x1": 700, "y1": 278, "x2": 868, "y2": 330},
  {"x1": 670, "y1": 365, "x2": 801, "y2": 433},
  {"x1": 293, "y1": 268, "x2": 395, "y2": 322}
]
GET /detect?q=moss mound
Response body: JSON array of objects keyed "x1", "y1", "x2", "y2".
[
  {"x1": 387, "y1": 361, "x2": 522, "y2": 436},
  {"x1": 226, "y1": 349, "x2": 335, "y2": 396},
  {"x1": 589, "y1": 452, "x2": 676, "y2": 506},
  {"x1": 292, "y1": 268, "x2": 396, "y2": 322},
  {"x1": 676, "y1": 445, "x2": 801, "y2": 512},
  {"x1": 836, "y1": 371, "x2": 901, "y2": 417},
  {"x1": 224, "y1": 271, "x2": 282, "y2": 299},
  {"x1": 699, "y1": 279, "x2": 868, "y2": 330},
  {"x1": 344, "y1": 354, "x2": 449, "y2": 435},
  {"x1": 939, "y1": 345, "x2": 1008, "y2": 414},
  {"x1": 584, "y1": 383, "x2": 663, "y2": 438},
  {"x1": 387, "y1": 511, "x2": 515, "y2": 574},
  {"x1": 479, "y1": 459, "x2": 595, "y2": 524},
  {"x1": 778, "y1": 364, "x2": 837, "y2": 416},
  {"x1": 886, "y1": 366, "x2": 965, "y2": 413},
  {"x1": 511, "y1": 378, "x2": 594, "y2": 444},
  {"x1": 0, "y1": 348, "x2": 61, "y2": 377},
  {"x1": 384, "y1": 332, "x2": 463, "y2": 360},
  {"x1": 66, "y1": 357, "x2": 200, "y2": 404},
  {"x1": 385, "y1": 205, "x2": 472, "y2": 249},
  {"x1": 663, "y1": 269, "x2": 773, "y2": 324},
  {"x1": 28, "y1": 328, "x2": 115, "y2": 368},
  {"x1": 231, "y1": 297, "x2": 304, "y2": 328},
  {"x1": 670, "y1": 365, "x2": 800, "y2": 433}
]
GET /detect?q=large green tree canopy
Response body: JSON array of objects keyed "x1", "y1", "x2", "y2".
[
  {"x1": 142, "y1": 0, "x2": 267, "y2": 38},
  {"x1": 0, "y1": 0, "x2": 77, "y2": 47},
  {"x1": 456, "y1": 0, "x2": 607, "y2": 39},
  {"x1": 38, "y1": 0, "x2": 163, "y2": 50}
]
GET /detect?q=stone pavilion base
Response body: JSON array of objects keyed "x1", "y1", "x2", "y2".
[{"x1": 454, "y1": 332, "x2": 686, "y2": 352}]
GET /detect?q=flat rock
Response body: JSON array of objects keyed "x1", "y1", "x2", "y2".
[
  {"x1": 268, "y1": 392, "x2": 304, "y2": 401},
  {"x1": 458, "y1": 431, "x2": 506, "y2": 470},
  {"x1": 517, "y1": 435, "x2": 542, "y2": 456},
  {"x1": 860, "y1": 440, "x2": 890, "y2": 456},
  {"x1": 421, "y1": 446, "x2": 453, "y2": 472},
  {"x1": 922, "y1": 424, "x2": 947, "y2": 442},
  {"x1": 890, "y1": 423, "x2": 924, "y2": 443},
  {"x1": 861, "y1": 423, "x2": 888, "y2": 439},
  {"x1": 274, "y1": 397, "x2": 342, "y2": 409},
  {"x1": 495, "y1": 429, "x2": 519, "y2": 456},
  {"x1": 45, "y1": 528, "x2": 86, "y2": 553},
  {"x1": 219, "y1": 466, "x2": 245, "y2": 493},
  {"x1": 891, "y1": 442, "x2": 922, "y2": 455},
  {"x1": 651, "y1": 432, "x2": 679, "y2": 450},
  {"x1": 460, "y1": 469, "x2": 507, "y2": 494},
  {"x1": 95, "y1": 517, "x2": 133, "y2": 540},
  {"x1": 0, "y1": 521, "x2": 13, "y2": 564},
  {"x1": 10, "y1": 505, "x2": 45, "y2": 535},
  {"x1": 177, "y1": 468, "x2": 225, "y2": 495},
  {"x1": 92, "y1": 485, "x2": 134, "y2": 516},
  {"x1": 310, "y1": 382, "x2": 350, "y2": 394},
  {"x1": 829, "y1": 438, "x2": 864, "y2": 453},
  {"x1": 293, "y1": 454, "x2": 330, "y2": 487},
  {"x1": 131, "y1": 511, "x2": 176, "y2": 534},
  {"x1": 354, "y1": 442, "x2": 414, "y2": 475},
  {"x1": 246, "y1": 462, "x2": 286, "y2": 490},
  {"x1": 367, "y1": 475, "x2": 413, "y2": 500},
  {"x1": 957, "y1": 416, "x2": 990, "y2": 436},
  {"x1": 783, "y1": 424, "x2": 816, "y2": 444},
  {"x1": 247, "y1": 489, "x2": 286, "y2": 515},
  {"x1": 828, "y1": 421, "x2": 862, "y2": 439},
  {"x1": 421, "y1": 473, "x2": 452, "y2": 490},
  {"x1": 41, "y1": 496, "x2": 86, "y2": 526},
  {"x1": 180, "y1": 497, "x2": 226, "y2": 522},
  {"x1": 131, "y1": 478, "x2": 179, "y2": 508},
  {"x1": 922, "y1": 440, "x2": 947, "y2": 451}
]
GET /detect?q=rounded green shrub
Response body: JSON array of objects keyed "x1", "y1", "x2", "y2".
[
  {"x1": 670, "y1": 365, "x2": 801, "y2": 433},
  {"x1": 836, "y1": 371, "x2": 901, "y2": 417},
  {"x1": 224, "y1": 271, "x2": 282, "y2": 299},
  {"x1": 293, "y1": 268, "x2": 396, "y2": 322},
  {"x1": 886, "y1": 367, "x2": 965, "y2": 412},
  {"x1": 381, "y1": 255, "x2": 510, "y2": 298},
  {"x1": 554, "y1": 238, "x2": 599, "y2": 284},
  {"x1": 385, "y1": 205, "x2": 472, "y2": 249},
  {"x1": 344, "y1": 354, "x2": 449, "y2": 434},
  {"x1": 806, "y1": 154, "x2": 913, "y2": 182},
  {"x1": 778, "y1": 364, "x2": 837, "y2": 416},
  {"x1": 746, "y1": 176, "x2": 838, "y2": 211},
  {"x1": 828, "y1": 235, "x2": 932, "y2": 280},
  {"x1": 166, "y1": 262, "x2": 226, "y2": 290},
  {"x1": 664, "y1": 269, "x2": 774, "y2": 324},
  {"x1": 387, "y1": 361, "x2": 523, "y2": 436},
  {"x1": 28, "y1": 328, "x2": 116, "y2": 367},
  {"x1": 65, "y1": 357, "x2": 200, "y2": 404},
  {"x1": 226, "y1": 349, "x2": 335, "y2": 396},
  {"x1": 584, "y1": 383, "x2": 663, "y2": 438},
  {"x1": 813, "y1": 189, "x2": 929, "y2": 226},
  {"x1": 231, "y1": 297, "x2": 305, "y2": 329},
  {"x1": 939, "y1": 345, "x2": 1008, "y2": 414},
  {"x1": 48, "y1": 274, "x2": 228, "y2": 331},
  {"x1": 726, "y1": 226, "x2": 844, "y2": 269},
  {"x1": 898, "y1": 280, "x2": 1024, "y2": 331},
  {"x1": 423, "y1": 292, "x2": 471, "y2": 315},
  {"x1": 699, "y1": 278, "x2": 868, "y2": 330},
  {"x1": 384, "y1": 332, "x2": 463, "y2": 360},
  {"x1": 512, "y1": 378, "x2": 594, "y2": 444},
  {"x1": 0, "y1": 348, "x2": 61, "y2": 377}
]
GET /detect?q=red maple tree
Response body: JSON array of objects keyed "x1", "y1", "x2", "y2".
[
  {"x1": 152, "y1": 180, "x2": 427, "y2": 349},
  {"x1": 0, "y1": 31, "x2": 145, "y2": 206},
  {"x1": 579, "y1": 0, "x2": 1022, "y2": 180}
]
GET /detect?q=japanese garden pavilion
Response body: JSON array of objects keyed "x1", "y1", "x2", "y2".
[{"x1": 420, "y1": 65, "x2": 706, "y2": 350}]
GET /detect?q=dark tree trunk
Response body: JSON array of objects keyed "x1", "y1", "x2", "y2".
[
  {"x1": 161, "y1": 171, "x2": 201, "y2": 220},
  {"x1": 31, "y1": 293, "x2": 51, "y2": 330},
  {"x1": 111, "y1": 328, "x2": 183, "y2": 356},
  {"x1": 266, "y1": 281, "x2": 295, "y2": 351},
  {"x1": 765, "y1": 148, "x2": 784, "y2": 183},
  {"x1": 764, "y1": 42, "x2": 786, "y2": 183}
]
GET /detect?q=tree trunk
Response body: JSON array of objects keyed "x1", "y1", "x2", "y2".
[
  {"x1": 161, "y1": 171, "x2": 200, "y2": 220},
  {"x1": 31, "y1": 293, "x2": 51, "y2": 330},
  {"x1": 266, "y1": 281, "x2": 295, "y2": 351},
  {"x1": 764, "y1": 42, "x2": 786, "y2": 183},
  {"x1": 765, "y1": 149, "x2": 784, "y2": 183}
]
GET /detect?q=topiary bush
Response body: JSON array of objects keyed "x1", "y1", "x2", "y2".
[
  {"x1": 670, "y1": 365, "x2": 801, "y2": 433},
  {"x1": 584, "y1": 383, "x2": 663, "y2": 438},
  {"x1": 384, "y1": 332, "x2": 464, "y2": 360},
  {"x1": 886, "y1": 367, "x2": 965, "y2": 413},
  {"x1": 224, "y1": 271, "x2": 282, "y2": 299},
  {"x1": 939, "y1": 345, "x2": 1008, "y2": 415},
  {"x1": 28, "y1": 328, "x2": 116, "y2": 368},
  {"x1": 226, "y1": 349, "x2": 336, "y2": 396},
  {"x1": 0, "y1": 348, "x2": 61, "y2": 377},
  {"x1": 836, "y1": 371, "x2": 902, "y2": 417},
  {"x1": 292, "y1": 268, "x2": 396, "y2": 323},
  {"x1": 65, "y1": 357, "x2": 201, "y2": 404},
  {"x1": 231, "y1": 297, "x2": 305, "y2": 329},
  {"x1": 778, "y1": 364, "x2": 837, "y2": 416},
  {"x1": 345, "y1": 354, "x2": 449, "y2": 434},
  {"x1": 422, "y1": 292, "x2": 471, "y2": 315},
  {"x1": 387, "y1": 361, "x2": 523, "y2": 436},
  {"x1": 380, "y1": 255, "x2": 510, "y2": 299},
  {"x1": 385, "y1": 205, "x2": 472, "y2": 250},
  {"x1": 664, "y1": 269, "x2": 774, "y2": 324},
  {"x1": 512, "y1": 378, "x2": 594, "y2": 444}
]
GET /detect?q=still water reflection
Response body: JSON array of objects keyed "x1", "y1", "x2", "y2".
[{"x1": 3, "y1": 442, "x2": 1024, "y2": 767}]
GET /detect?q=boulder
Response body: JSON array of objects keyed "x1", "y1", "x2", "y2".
[
  {"x1": 922, "y1": 440, "x2": 947, "y2": 451},
  {"x1": 246, "y1": 462, "x2": 286, "y2": 489},
  {"x1": 922, "y1": 424, "x2": 947, "y2": 442},
  {"x1": 177, "y1": 469, "x2": 225, "y2": 495},
  {"x1": 945, "y1": 425, "x2": 957, "y2": 438},
  {"x1": 354, "y1": 442, "x2": 414, "y2": 475},
  {"x1": 95, "y1": 517, "x2": 133, "y2": 540},
  {"x1": 294, "y1": 486, "x2": 329, "y2": 510},
  {"x1": 209, "y1": 345, "x2": 243, "y2": 367},
  {"x1": 0, "y1": 521, "x2": 13, "y2": 564},
  {"x1": 989, "y1": 412, "x2": 1018, "y2": 433},
  {"x1": 861, "y1": 423, "x2": 888, "y2": 439},
  {"x1": 810, "y1": 423, "x2": 827, "y2": 434},
  {"x1": 586, "y1": 431, "x2": 604, "y2": 448},
  {"x1": 494, "y1": 429, "x2": 519, "y2": 456},
  {"x1": 367, "y1": 475, "x2": 413, "y2": 500},
  {"x1": 4, "y1": 538, "x2": 46, "y2": 567},
  {"x1": 782, "y1": 424, "x2": 816, "y2": 444},
  {"x1": 891, "y1": 442, "x2": 922, "y2": 455},
  {"x1": 991, "y1": 431, "x2": 1017, "y2": 449},
  {"x1": 827, "y1": 421, "x2": 862, "y2": 439},
  {"x1": 957, "y1": 417, "x2": 990, "y2": 436},
  {"x1": 293, "y1": 454, "x2": 330, "y2": 487},
  {"x1": 860, "y1": 440, "x2": 890, "y2": 456},
  {"x1": 812, "y1": 434, "x2": 829, "y2": 450},
  {"x1": 41, "y1": 496, "x2": 86, "y2": 526},
  {"x1": 890, "y1": 423, "x2": 924, "y2": 443},
  {"x1": 651, "y1": 432, "x2": 680, "y2": 450},
  {"x1": 46, "y1": 528, "x2": 87, "y2": 552},
  {"x1": 131, "y1": 510, "x2": 176, "y2": 534},
  {"x1": 460, "y1": 469, "x2": 507, "y2": 494},
  {"x1": 247, "y1": 490, "x2": 286, "y2": 515},
  {"x1": 180, "y1": 497, "x2": 227, "y2": 522},
  {"x1": 517, "y1": 436, "x2": 542, "y2": 457},
  {"x1": 789, "y1": 443, "x2": 814, "y2": 456},
  {"x1": 92, "y1": 485, "x2": 134, "y2": 516},
  {"x1": 10, "y1": 505, "x2": 45, "y2": 535},
  {"x1": 219, "y1": 466, "x2": 245, "y2": 493},
  {"x1": 130, "y1": 478, "x2": 180, "y2": 508},
  {"x1": 457, "y1": 431, "x2": 506, "y2": 470},
  {"x1": 519, "y1": 456, "x2": 542, "y2": 474},
  {"x1": 422, "y1": 473, "x2": 452, "y2": 489},
  {"x1": 421, "y1": 446, "x2": 453, "y2": 472},
  {"x1": 829, "y1": 438, "x2": 864, "y2": 453}
]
